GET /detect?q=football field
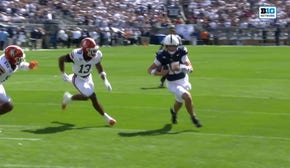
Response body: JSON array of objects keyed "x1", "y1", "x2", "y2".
[{"x1": 0, "y1": 45, "x2": 290, "y2": 168}]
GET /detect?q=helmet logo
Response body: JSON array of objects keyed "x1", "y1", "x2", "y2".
[
  {"x1": 9, "y1": 49, "x2": 17, "y2": 57},
  {"x1": 82, "y1": 40, "x2": 88, "y2": 47}
]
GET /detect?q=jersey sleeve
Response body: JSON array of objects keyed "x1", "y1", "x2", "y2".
[
  {"x1": 18, "y1": 62, "x2": 30, "y2": 70},
  {"x1": 153, "y1": 52, "x2": 162, "y2": 66},
  {"x1": 69, "y1": 49, "x2": 82, "y2": 62},
  {"x1": 95, "y1": 50, "x2": 103, "y2": 64},
  {"x1": 179, "y1": 46, "x2": 190, "y2": 64},
  {"x1": 181, "y1": 55, "x2": 190, "y2": 64}
]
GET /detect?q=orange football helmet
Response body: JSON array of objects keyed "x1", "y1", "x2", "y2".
[
  {"x1": 80, "y1": 38, "x2": 99, "y2": 57},
  {"x1": 4, "y1": 45, "x2": 25, "y2": 65}
]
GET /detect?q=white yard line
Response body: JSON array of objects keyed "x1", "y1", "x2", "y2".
[
  {"x1": 0, "y1": 137, "x2": 41, "y2": 141},
  {"x1": 0, "y1": 125, "x2": 42, "y2": 141},
  {"x1": 0, "y1": 164, "x2": 74, "y2": 168},
  {"x1": 0, "y1": 124, "x2": 41, "y2": 128},
  {"x1": 192, "y1": 132, "x2": 290, "y2": 142}
]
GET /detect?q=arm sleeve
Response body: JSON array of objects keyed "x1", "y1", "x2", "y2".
[
  {"x1": 18, "y1": 62, "x2": 30, "y2": 70},
  {"x1": 65, "y1": 54, "x2": 74, "y2": 62},
  {"x1": 153, "y1": 58, "x2": 161, "y2": 67}
]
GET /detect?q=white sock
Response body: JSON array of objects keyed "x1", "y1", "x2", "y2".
[{"x1": 103, "y1": 113, "x2": 112, "y2": 122}]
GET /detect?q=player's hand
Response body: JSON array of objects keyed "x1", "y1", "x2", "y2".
[
  {"x1": 104, "y1": 79, "x2": 112, "y2": 92},
  {"x1": 180, "y1": 64, "x2": 193, "y2": 73},
  {"x1": 28, "y1": 61, "x2": 38, "y2": 69},
  {"x1": 62, "y1": 73, "x2": 71, "y2": 82},
  {"x1": 160, "y1": 67, "x2": 169, "y2": 76}
]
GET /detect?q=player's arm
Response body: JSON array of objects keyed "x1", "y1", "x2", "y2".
[
  {"x1": 96, "y1": 62, "x2": 112, "y2": 92},
  {"x1": 58, "y1": 54, "x2": 73, "y2": 82},
  {"x1": 147, "y1": 63, "x2": 168, "y2": 76},
  {"x1": 95, "y1": 62, "x2": 104, "y2": 79},
  {"x1": 180, "y1": 56, "x2": 193, "y2": 73},
  {"x1": 18, "y1": 61, "x2": 38, "y2": 70},
  {"x1": 58, "y1": 54, "x2": 72, "y2": 73}
]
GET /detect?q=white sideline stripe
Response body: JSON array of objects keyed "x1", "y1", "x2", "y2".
[
  {"x1": 0, "y1": 125, "x2": 42, "y2": 141},
  {"x1": 0, "y1": 164, "x2": 70, "y2": 168},
  {"x1": 0, "y1": 124, "x2": 40, "y2": 128},
  {"x1": 200, "y1": 108, "x2": 290, "y2": 116},
  {"x1": 193, "y1": 132, "x2": 290, "y2": 142},
  {"x1": 0, "y1": 137, "x2": 41, "y2": 141}
]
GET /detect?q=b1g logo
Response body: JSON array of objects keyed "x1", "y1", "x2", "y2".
[{"x1": 259, "y1": 6, "x2": 276, "y2": 19}]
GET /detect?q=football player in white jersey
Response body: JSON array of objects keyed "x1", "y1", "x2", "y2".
[
  {"x1": 0, "y1": 45, "x2": 38, "y2": 115},
  {"x1": 58, "y1": 37, "x2": 116, "y2": 126},
  {"x1": 147, "y1": 35, "x2": 202, "y2": 127}
]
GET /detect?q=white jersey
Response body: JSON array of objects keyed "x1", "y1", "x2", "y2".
[
  {"x1": 69, "y1": 48, "x2": 102, "y2": 77},
  {"x1": 0, "y1": 55, "x2": 17, "y2": 84}
]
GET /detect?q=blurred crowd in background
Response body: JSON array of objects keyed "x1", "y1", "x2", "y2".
[{"x1": 0, "y1": 0, "x2": 289, "y2": 50}]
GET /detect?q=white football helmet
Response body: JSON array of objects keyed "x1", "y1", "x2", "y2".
[
  {"x1": 163, "y1": 34, "x2": 179, "y2": 46},
  {"x1": 163, "y1": 35, "x2": 179, "y2": 54}
]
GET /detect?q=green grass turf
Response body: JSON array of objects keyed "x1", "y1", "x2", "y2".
[{"x1": 0, "y1": 46, "x2": 290, "y2": 168}]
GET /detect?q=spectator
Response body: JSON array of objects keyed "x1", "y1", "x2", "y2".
[
  {"x1": 275, "y1": 25, "x2": 280, "y2": 46},
  {"x1": 57, "y1": 29, "x2": 69, "y2": 48},
  {"x1": 71, "y1": 27, "x2": 82, "y2": 47},
  {"x1": 30, "y1": 28, "x2": 40, "y2": 50},
  {"x1": 0, "y1": 28, "x2": 9, "y2": 50},
  {"x1": 102, "y1": 27, "x2": 111, "y2": 46},
  {"x1": 16, "y1": 27, "x2": 27, "y2": 47},
  {"x1": 201, "y1": 30, "x2": 209, "y2": 45},
  {"x1": 262, "y1": 29, "x2": 267, "y2": 45}
]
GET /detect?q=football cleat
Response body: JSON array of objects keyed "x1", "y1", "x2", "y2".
[
  {"x1": 192, "y1": 116, "x2": 202, "y2": 128},
  {"x1": 108, "y1": 118, "x2": 116, "y2": 126},
  {"x1": 170, "y1": 108, "x2": 177, "y2": 124},
  {"x1": 62, "y1": 92, "x2": 72, "y2": 110}
]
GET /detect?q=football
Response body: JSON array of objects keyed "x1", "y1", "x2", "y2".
[{"x1": 157, "y1": 65, "x2": 168, "y2": 72}]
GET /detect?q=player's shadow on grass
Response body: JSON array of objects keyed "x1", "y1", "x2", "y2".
[
  {"x1": 118, "y1": 124, "x2": 196, "y2": 137},
  {"x1": 22, "y1": 121, "x2": 92, "y2": 134},
  {"x1": 140, "y1": 86, "x2": 166, "y2": 90},
  {"x1": 22, "y1": 121, "x2": 75, "y2": 134}
]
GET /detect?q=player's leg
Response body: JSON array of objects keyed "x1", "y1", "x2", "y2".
[
  {"x1": 62, "y1": 92, "x2": 89, "y2": 109},
  {"x1": 0, "y1": 102, "x2": 13, "y2": 115},
  {"x1": 157, "y1": 65, "x2": 167, "y2": 88},
  {"x1": 159, "y1": 75, "x2": 167, "y2": 87},
  {"x1": 0, "y1": 85, "x2": 13, "y2": 115},
  {"x1": 74, "y1": 75, "x2": 116, "y2": 125},
  {"x1": 168, "y1": 80, "x2": 202, "y2": 127},
  {"x1": 167, "y1": 82, "x2": 183, "y2": 124},
  {"x1": 89, "y1": 93, "x2": 116, "y2": 125},
  {"x1": 88, "y1": 92, "x2": 104, "y2": 115},
  {"x1": 62, "y1": 75, "x2": 91, "y2": 109},
  {"x1": 170, "y1": 100, "x2": 182, "y2": 124},
  {"x1": 182, "y1": 92, "x2": 202, "y2": 127}
]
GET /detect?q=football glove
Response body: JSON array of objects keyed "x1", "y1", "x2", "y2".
[
  {"x1": 104, "y1": 79, "x2": 112, "y2": 92},
  {"x1": 28, "y1": 61, "x2": 38, "y2": 69},
  {"x1": 62, "y1": 73, "x2": 72, "y2": 82},
  {"x1": 180, "y1": 64, "x2": 193, "y2": 74}
]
